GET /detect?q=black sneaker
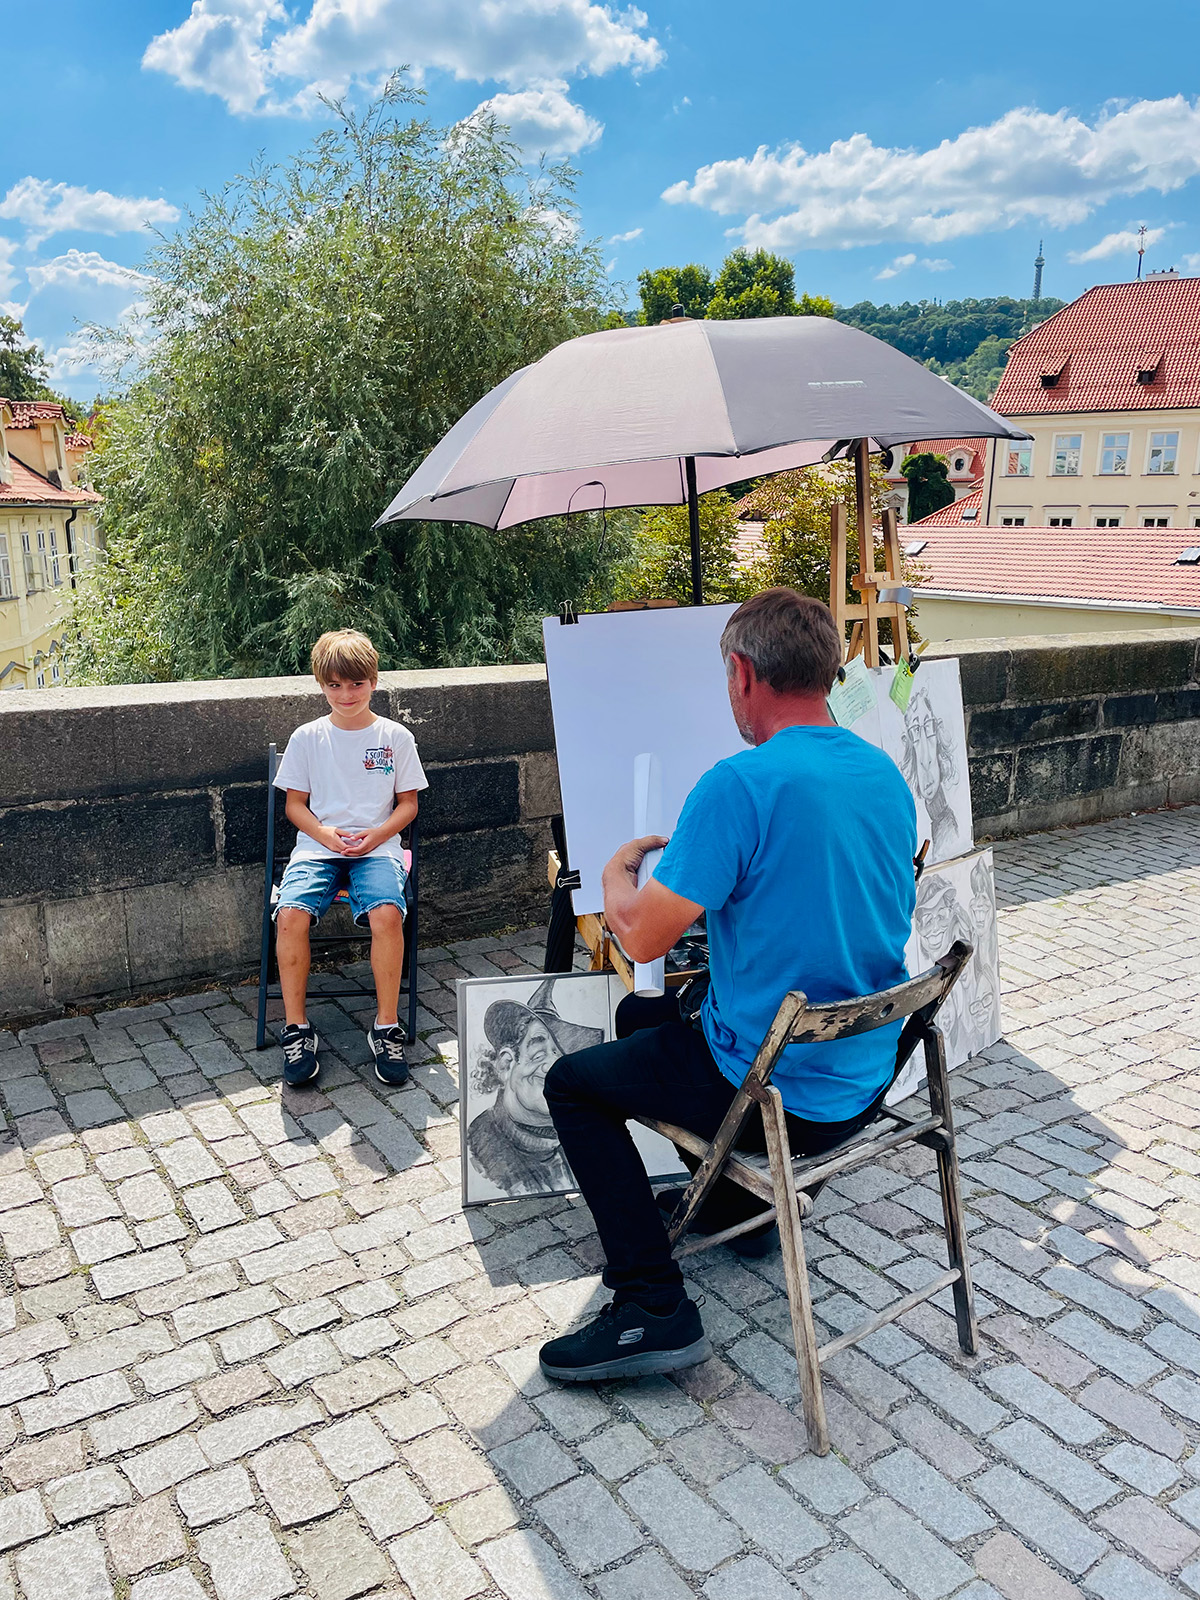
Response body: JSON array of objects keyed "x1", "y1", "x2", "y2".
[
  {"x1": 280, "y1": 1023, "x2": 320, "y2": 1085},
  {"x1": 655, "y1": 1187, "x2": 779, "y2": 1259},
  {"x1": 539, "y1": 1298, "x2": 711, "y2": 1383},
  {"x1": 368, "y1": 1023, "x2": 410, "y2": 1086}
]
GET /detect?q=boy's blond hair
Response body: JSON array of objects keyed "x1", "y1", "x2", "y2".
[{"x1": 311, "y1": 629, "x2": 379, "y2": 684}]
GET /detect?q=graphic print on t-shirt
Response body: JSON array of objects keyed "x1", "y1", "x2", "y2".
[{"x1": 363, "y1": 746, "x2": 394, "y2": 775}]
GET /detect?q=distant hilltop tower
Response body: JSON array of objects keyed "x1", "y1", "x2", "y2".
[{"x1": 1032, "y1": 240, "x2": 1044, "y2": 302}]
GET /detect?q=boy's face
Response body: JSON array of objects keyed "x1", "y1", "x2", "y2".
[{"x1": 320, "y1": 674, "x2": 376, "y2": 721}]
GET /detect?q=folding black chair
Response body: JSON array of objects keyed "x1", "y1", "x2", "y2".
[
  {"x1": 634, "y1": 941, "x2": 976, "y2": 1455},
  {"x1": 255, "y1": 743, "x2": 420, "y2": 1050}
]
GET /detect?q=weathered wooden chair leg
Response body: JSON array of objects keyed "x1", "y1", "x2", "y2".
[
  {"x1": 923, "y1": 1024, "x2": 978, "y2": 1356},
  {"x1": 763, "y1": 1087, "x2": 829, "y2": 1455}
]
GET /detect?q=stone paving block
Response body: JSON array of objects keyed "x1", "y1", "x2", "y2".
[
  {"x1": 984, "y1": 1312, "x2": 1097, "y2": 1388},
  {"x1": 795, "y1": 1549, "x2": 905, "y2": 1600},
  {"x1": 196, "y1": 1396, "x2": 323, "y2": 1465},
  {"x1": 577, "y1": 1423, "x2": 655, "y2": 1482},
  {"x1": 289, "y1": 1511, "x2": 393, "y2": 1600},
  {"x1": 197, "y1": 1510, "x2": 298, "y2": 1600},
  {"x1": 176, "y1": 1465, "x2": 255, "y2": 1529},
  {"x1": 1100, "y1": 1442, "x2": 1181, "y2": 1495},
  {"x1": 20, "y1": 1371, "x2": 134, "y2": 1435},
  {"x1": 972, "y1": 1531, "x2": 1084, "y2": 1600},
  {"x1": 14, "y1": 1525, "x2": 111, "y2": 1600},
  {"x1": 619, "y1": 1464, "x2": 741, "y2": 1574},
  {"x1": 1079, "y1": 1377, "x2": 1187, "y2": 1459},
  {"x1": 594, "y1": 1549, "x2": 694, "y2": 1600},
  {"x1": 1085, "y1": 1552, "x2": 1182, "y2": 1600},
  {"x1": 991, "y1": 1420, "x2": 1119, "y2": 1512},
  {"x1": 91, "y1": 1243, "x2": 187, "y2": 1299},
  {"x1": 390, "y1": 1520, "x2": 487, "y2": 1600},
  {"x1": 311, "y1": 1356, "x2": 403, "y2": 1414},
  {"x1": 840, "y1": 1495, "x2": 973, "y2": 1600},
  {"x1": 0, "y1": 1486, "x2": 50, "y2": 1550},
  {"x1": 3, "y1": 1431, "x2": 85, "y2": 1490},
  {"x1": 251, "y1": 1439, "x2": 340, "y2": 1526},
  {"x1": 982, "y1": 1363, "x2": 1105, "y2": 1444},
  {"x1": 896, "y1": 1352, "x2": 1008, "y2": 1435},
  {"x1": 90, "y1": 1391, "x2": 198, "y2": 1458},
  {"x1": 972, "y1": 1465, "x2": 1108, "y2": 1575},
  {"x1": 869, "y1": 1447, "x2": 995, "y2": 1540},
  {"x1": 1052, "y1": 1309, "x2": 1166, "y2": 1385},
  {"x1": 703, "y1": 1555, "x2": 802, "y2": 1600},
  {"x1": 105, "y1": 1492, "x2": 188, "y2": 1575},
  {"x1": 1041, "y1": 1264, "x2": 1147, "y2": 1331},
  {"x1": 50, "y1": 1177, "x2": 121, "y2": 1227},
  {"x1": 712, "y1": 1461, "x2": 828, "y2": 1565},
  {"x1": 665, "y1": 1422, "x2": 747, "y2": 1487},
  {"x1": 137, "y1": 1340, "x2": 218, "y2": 1393},
  {"x1": 265, "y1": 1330, "x2": 342, "y2": 1387},
  {"x1": 535, "y1": 1474, "x2": 643, "y2": 1573},
  {"x1": 45, "y1": 1464, "x2": 130, "y2": 1524},
  {"x1": 122, "y1": 1432, "x2": 208, "y2": 1497},
  {"x1": 312, "y1": 1415, "x2": 397, "y2": 1483},
  {"x1": 491, "y1": 1431, "x2": 578, "y2": 1499},
  {"x1": 1094, "y1": 1492, "x2": 1200, "y2": 1572},
  {"x1": 347, "y1": 1465, "x2": 430, "y2": 1539},
  {"x1": 130, "y1": 1571, "x2": 208, "y2": 1600},
  {"x1": 0, "y1": 1205, "x2": 60, "y2": 1258}
]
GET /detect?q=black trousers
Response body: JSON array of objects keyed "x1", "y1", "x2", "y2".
[{"x1": 544, "y1": 990, "x2": 880, "y2": 1312}]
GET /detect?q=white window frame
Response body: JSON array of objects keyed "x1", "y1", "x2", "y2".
[
  {"x1": 49, "y1": 527, "x2": 61, "y2": 586},
  {"x1": 50, "y1": 660, "x2": 60, "y2": 684},
  {"x1": 36, "y1": 528, "x2": 49, "y2": 588},
  {"x1": 1048, "y1": 515, "x2": 1074, "y2": 527},
  {"x1": 1143, "y1": 515, "x2": 1170, "y2": 527},
  {"x1": 21, "y1": 530, "x2": 39, "y2": 592},
  {"x1": 1052, "y1": 434, "x2": 1082, "y2": 476},
  {"x1": 35, "y1": 668, "x2": 45, "y2": 688},
  {"x1": 1004, "y1": 444, "x2": 1032, "y2": 477},
  {"x1": 0, "y1": 533, "x2": 11, "y2": 598},
  {"x1": 1098, "y1": 433, "x2": 1130, "y2": 475},
  {"x1": 1147, "y1": 431, "x2": 1179, "y2": 474},
  {"x1": 1000, "y1": 516, "x2": 1026, "y2": 526},
  {"x1": 1095, "y1": 517, "x2": 1122, "y2": 527}
]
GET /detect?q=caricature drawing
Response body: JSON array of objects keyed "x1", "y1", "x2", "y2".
[{"x1": 898, "y1": 681, "x2": 963, "y2": 861}]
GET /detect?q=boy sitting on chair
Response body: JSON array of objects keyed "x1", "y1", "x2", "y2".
[{"x1": 273, "y1": 628, "x2": 427, "y2": 1087}]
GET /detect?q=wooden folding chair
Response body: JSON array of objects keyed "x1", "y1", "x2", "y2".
[{"x1": 634, "y1": 941, "x2": 976, "y2": 1455}]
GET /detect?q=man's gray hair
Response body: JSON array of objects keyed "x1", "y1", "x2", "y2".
[{"x1": 719, "y1": 588, "x2": 843, "y2": 695}]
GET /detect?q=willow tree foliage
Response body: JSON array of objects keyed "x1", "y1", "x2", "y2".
[{"x1": 70, "y1": 82, "x2": 624, "y2": 683}]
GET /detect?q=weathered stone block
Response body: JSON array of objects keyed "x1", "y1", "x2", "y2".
[
  {"x1": 43, "y1": 892, "x2": 129, "y2": 1006},
  {"x1": 3, "y1": 794, "x2": 216, "y2": 898},
  {"x1": 933, "y1": 643, "x2": 1010, "y2": 709},
  {"x1": 1007, "y1": 630, "x2": 1197, "y2": 702},
  {"x1": 519, "y1": 749, "x2": 562, "y2": 820},
  {"x1": 0, "y1": 904, "x2": 46, "y2": 1018},
  {"x1": 420, "y1": 761, "x2": 520, "y2": 836},
  {"x1": 1013, "y1": 734, "x2": 1122, "y2": 806},
  {"x1": 969, "y1": 699, "x2": 1100, "y2": 751},
  {"x1": 968, "y1": 752, "x2": 1013, "y2": 822},
  {"x1": 221, "y1": 783, "x2": 296, "y2": 870}
]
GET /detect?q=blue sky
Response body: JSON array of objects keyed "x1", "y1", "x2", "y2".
[{"x1": 5, "y1": 0, "x2": 1200, "y2": 398}]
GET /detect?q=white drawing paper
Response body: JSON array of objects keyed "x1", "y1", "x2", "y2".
[
  {"x1": 543, "y1": 605, "x2": 743, "y2": 914},
  {"x1": 889, "y1": 846, "x2": 1002, "y2": 1102},
  {"x1": 459, "y1": 971, "x2": 688, "y2": 1205},
  {"x1": 632, "y1": 752, "x2": 666, "y2": 996}
]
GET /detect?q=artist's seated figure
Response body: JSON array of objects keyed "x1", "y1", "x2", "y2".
[{"x1": 539, "y1": 588, "x2": 918, "y2": 1383}]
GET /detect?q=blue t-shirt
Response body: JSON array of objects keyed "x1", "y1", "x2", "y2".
[{"x1": 655, "y1": 724, "x2": 917, "y2": 1122}]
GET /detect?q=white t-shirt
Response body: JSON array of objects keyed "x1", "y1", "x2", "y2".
[{"x1": 273, "y1": 715, "x2": 428, "y2": 861}]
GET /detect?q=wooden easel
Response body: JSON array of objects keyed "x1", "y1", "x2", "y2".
[
  {"x1": 830, "y1": 438, "x2": 910, "y2": 666},
  {"x1": 546, "y1": 850, "x2": 699, "y2": 992}
]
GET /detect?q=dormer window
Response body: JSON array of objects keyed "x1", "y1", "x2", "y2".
[
  {"x1": 1136, "y1": 351, "x2": 1163, "y2": 384},
  {"x1": 953, "y1": 455, "x2": 966, "y2": 472},
  {"x1": 1040, "y1": 356, "x2": 1067, "y2": 388},
  {"x1": 960, "y1": 507, "x2": 979, "y2": 521}
]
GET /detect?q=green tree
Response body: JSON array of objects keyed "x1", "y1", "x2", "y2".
[
  {"x1": 637, "y1": 264, "x2": 714, "y2": 324},
  {"x1": 902, "y1": 453, "x2": 954, "y2": 523},
  {"x1": 0, "y1": 314, "x2": 50, "y2": 400},
  {"x1": 69, "y1": 79, "x2": 626, "y2": 684},
  {"x1": 613, "y1": 490, "x2": 745, "y2": 605},
  {"x1": 741, "y1": 461, "x2": 891, "y2": 604}
]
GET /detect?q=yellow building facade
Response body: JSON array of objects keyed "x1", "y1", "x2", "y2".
[{"x1": 0, "y1": 401, "x2": 102, "y2": 690}]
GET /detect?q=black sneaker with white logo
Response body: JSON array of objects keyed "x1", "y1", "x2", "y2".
[
  {"x1": 279, "y1": 1023, "x2": 320, "y2": 1085},
  {"x1": 368, "y1": 1023, "x2": 410, "y2": 1086},
  {"x1": 539, "y1": 1298, "x2": 711, "y2": 1383}
]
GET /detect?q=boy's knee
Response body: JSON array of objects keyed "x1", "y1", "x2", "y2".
[
  {"x1": 276, "y1": 908, "x2": 311, "y2": 937},
  {"x1": 368, "y1": 903, "x2": 404, "y2": 936}
]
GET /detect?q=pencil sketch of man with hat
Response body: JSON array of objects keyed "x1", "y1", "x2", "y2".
[{"x1": 466, "y1": 977, "x2": 605, "y2": 1197}]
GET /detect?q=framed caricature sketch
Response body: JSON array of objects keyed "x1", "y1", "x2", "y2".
[
  {"x1": 874, "y1": 659, "x2": 974, "y2": 866},
  {"x1": 458, "y1": 972, "x2": 688, "y2": 1206}
]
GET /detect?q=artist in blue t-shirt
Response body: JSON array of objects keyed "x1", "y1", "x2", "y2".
[{"x1": 540, "y1": 588, "x2": 917, "y2": 1384}]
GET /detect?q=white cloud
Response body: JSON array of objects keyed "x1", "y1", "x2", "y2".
[
  {"x1": 144, "y1": 0, "x2": 662, "y2": 116},
  {"x1": 1067, "y1": 225, "x2": 1167, "y2": 262},
  {"x1": 467, "y1": 81, "x2": 601, "y2": 158},
  {"x1": 610, "y1": 226, "x2": 642, "y2": 243},
  {"x1": 1182, "y1": 253, "x2": 1200, "y2": 272},
  {"x1": 0, "y1": 238, "x2": 19, "y2": 300},
  {"x1": 874, "y1": 252, "x2": 953, "y2": 280},
  {"x1": 0, "y1": 178, "x2": 179, "y2": 244},
  {"x1": 26, "y1": 250, "x2": 155, "y2": 293},
  {"x1": 527, "y1": 206, "x2": 580, "y2": 244},
  {"x1": 663, "y1": 97, "x2": 1200, "y2": 252},
  {"x1": 876, "y1": 253, "x2": 916, "y2": 280}
]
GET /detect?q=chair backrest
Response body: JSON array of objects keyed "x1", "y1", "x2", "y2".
[{"x1": 745, "y1": 941, "x2": 974, "y2": 1094}]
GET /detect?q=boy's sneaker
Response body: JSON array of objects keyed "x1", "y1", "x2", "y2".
[
  {"x1": 280, "y1": 1023, "x2": 320, "y2": 1085},
  {"x1": 540, "y1": 1298, "x2": 710, "y2": 1383},
  {"x1": 655, "y1": 1186, "x2": 779, "y2": 1258},
  {"x1": 368, "y1": 1024, "x2": 410, "y2": 1086}
]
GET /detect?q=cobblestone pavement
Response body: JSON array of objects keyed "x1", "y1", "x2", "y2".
[{"x1": 2, "y1": 808, "x2": 1200, "y2": 1598}]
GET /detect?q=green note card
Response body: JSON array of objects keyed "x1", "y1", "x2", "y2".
[
  {"x1": 827, "y1": 655, "x2": 874, "y2": 728},
  {"x1": 890, "y1": 657, "x2": 915, "y2": 714}
]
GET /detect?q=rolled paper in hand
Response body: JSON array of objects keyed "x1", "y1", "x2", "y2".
[{"x1": 632, "y1": 752, "x2": 666, "y2": 997}]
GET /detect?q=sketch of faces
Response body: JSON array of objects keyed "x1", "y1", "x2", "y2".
[
  {"x1": 871, "y1": 660, "x2": 973, "y2": 867},
  {"x1": 899, "y1": 683, "x2": 962, "y2": 861}
]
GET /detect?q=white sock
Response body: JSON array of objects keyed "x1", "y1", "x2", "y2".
[{"x1": 374, "y1": 1018, "x2": 399, "y2": 1031}]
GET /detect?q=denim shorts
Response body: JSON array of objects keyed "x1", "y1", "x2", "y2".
[{"x1": 275, "y1": 853, "x2": 409, "y2": 928}]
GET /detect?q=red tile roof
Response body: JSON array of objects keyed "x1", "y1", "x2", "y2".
[
  {"x1": 0, "y1": 455, "x2": 101, "y2": 507},
  {"x1": 899, "y1": 437, "x2": 989, "y2": 475},
  {"x1": 992, "y1": 276, "x2": 1200, "y2": 416},
  {"x1": 3, "y1": 400, "x2": 67, "y2": 430},
  {"x1": 909, "y1": 487, "x2": 984, "y2": 527},
  {"x1": 64, "y1": 433, "x2": 93, "y2": 452},
  {"x1": 910, "y1": 522, "x2": 1200, "y2": 611}
]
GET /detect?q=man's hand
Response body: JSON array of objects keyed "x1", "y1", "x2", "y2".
[
  {"x1": 608, "y1": 834, "x2": 669, "y2": 887},
  {"x1": 339, "y1": 827, "x2": 384, "y2": 857}
]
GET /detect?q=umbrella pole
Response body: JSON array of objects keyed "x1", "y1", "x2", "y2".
[{"x1": 685, "y1": 456, "x2": 702, "y2": 605}]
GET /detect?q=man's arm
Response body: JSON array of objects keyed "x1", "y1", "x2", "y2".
[{"x1": 602, "y1": 835, "x2": 702, "y2": 964}]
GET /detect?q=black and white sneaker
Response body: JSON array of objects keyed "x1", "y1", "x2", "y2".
[
  {"x1": 280, "y1": 1023, "x2": 320, "y2": 1085},
  {"x1": 368, "y1": 1023, "x2": 410, "y2": 1086},
  {"x1": 539, "y1": 1298, "x2": 711, "y2": 1383}
]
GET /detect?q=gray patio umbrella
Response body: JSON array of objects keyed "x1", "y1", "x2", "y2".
[{"x1": 375, "y1": 315, "x2": 1030, "y2": 602}]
